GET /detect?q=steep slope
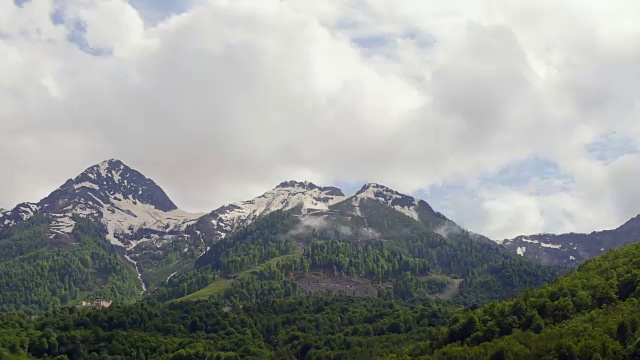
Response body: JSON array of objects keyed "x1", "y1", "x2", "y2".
[
  {"x1": 0, "y1": 159, "x2": 205, "y2": 292},
  {"x1": 336, "y1": 183, "x2": 464, "y2": 235},
  {"x1": 502, "y1": 214, "x2": 640, "y2": 266},
  {"x1": 36, "y1": 158, "x2": 202, "y2": 246}
]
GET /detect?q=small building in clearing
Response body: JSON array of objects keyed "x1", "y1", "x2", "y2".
[{"x1": 80, "y1": 298, "x2": 112, "y2": 308}]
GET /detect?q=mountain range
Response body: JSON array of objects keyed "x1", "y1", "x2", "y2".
[
  {"x1": 5, "y1": 159, "x2": 640, "y2": 359},
  {"x1": 2, "y1": 158, "x2": 640, "y2": 313},
  {"x1": 502, "y1": 214, "x2": 640, "y2": 266},
  {"x1": 0, "y1": 159, "x2": 466, "y2": 293}
]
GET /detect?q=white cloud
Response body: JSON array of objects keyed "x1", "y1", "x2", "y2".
[
  {"x1": 63, "y1": 0, "x2": 147, "y2": 57},
  {"x1": 2, "y1": 0, "x2": 640, "y2": 239}
]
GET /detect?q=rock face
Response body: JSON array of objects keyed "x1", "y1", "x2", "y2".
[
  {"x1": 0, "y1": 203, "x2": 41, "y2": 227},
  {"x1": 502, "y1": 215, "x2": 640, "y2": 266},
  {"x1": 343, "y1": 183, "x2": 458, "y2": 232}
]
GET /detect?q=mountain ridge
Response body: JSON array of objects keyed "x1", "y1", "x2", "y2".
[
  {"x1": 0, "y1": 159, "x2": 203, "y2": 245},
  {"x1": 7, "y1": 158, "x2": 640, "y2": 272},
  {"x1": 1, "y1": 159, "x2": 465, "y2": 298},
  {"x1": 0, "y1": 160, "x2": 454, "y2": 241},
  {"x1": 0, "y1": 158, "x2": 564, "y2": 315},
  {"x1": 502, "y1": 213, "x2": 640, "y2": 266}
]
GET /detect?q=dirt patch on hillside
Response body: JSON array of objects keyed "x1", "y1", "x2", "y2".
[
  {"x1": 434, "y1": 279, "x2": 463, "y2": 300},
  {"x1": 296, "y1": 272, "x2": 381, "y2": 297}
]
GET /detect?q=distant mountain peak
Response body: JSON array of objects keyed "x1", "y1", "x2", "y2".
[
  {"x1": 1, "y1": 160, "x2": 201, "y2": 254},
  {"x1": 503, "y1": 212, "x2": 640, "y2": 266},
  {"x1": 356, "y1": 182, "x2": 405, "y2": 195},
  {"x1": 68, "y1": 159, "x2": 177, "y2": 212},
  {"x1": 208, "y1": 181, "x2": 346, "y2": 239},
  {"x1": 356, "y1": 182, "x2": 419, "y2": 203},
  {"x1": 347, "y1": 182, "x2": 454, "y2": 231},
  {"x1": 276, "y1": 180, "x2": 314, "y2": 189},
  {"x1": 275, "y1": 180, "x2": 345, "y2": 197}
]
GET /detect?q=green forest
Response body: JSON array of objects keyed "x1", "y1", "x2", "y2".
[
  {"x1": 153, "y1": 208, "x2": 561, "y2": 305},
  {"x1": 0, "y1": 216, "x2": 141, "y2": 314},
  {"x1": 2, "y1": 241, "x2": 640, "y2": 359},
  {"x1": 2, "y1": 207, "x2": 639, "y2": 359}
]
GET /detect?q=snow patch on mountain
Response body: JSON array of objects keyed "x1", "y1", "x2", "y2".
[
  {"x1": 540, "y1": 242, "x2": 562, "y2": 249},
  {"x1": 0, "y1": 203, "x2": 41, "y2": 228},
  {"x1": 102, "y1": 198, "x2": 202, "y2": 247},
  {"x1": 17, "y1": 203, "x2": 41, "y2": 220},
  {"x1": 49, "y1": 214, "x2": 76, "y2": 236},
  {"x1": 353, "y1": 183, "x2": 420, "y2": 220},
  {"x1": 74, "y1": 182, "x2": 100, "y2": 191},
  {"x1": 210, "y1": 181, "x2": 346, "y2": 238}
]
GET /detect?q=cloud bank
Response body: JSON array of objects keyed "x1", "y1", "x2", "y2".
[{"x1": 2, "y1": 0, "x2": 640, "y2": 239}]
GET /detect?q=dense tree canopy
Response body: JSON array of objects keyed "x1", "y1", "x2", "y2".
[
  {"x1": 2, "y1": 238, "x2": 640, "y2": 359},
  {"x1": 0, "y1": 207, "x2": 587, "y2": 359},
  {"x1": 0, "y1": 216, "x2": 141, "y2": 314}
]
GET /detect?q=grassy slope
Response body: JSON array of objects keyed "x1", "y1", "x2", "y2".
[{"x1": 175, "y1": 249, "x2": 304, "y2": 302}]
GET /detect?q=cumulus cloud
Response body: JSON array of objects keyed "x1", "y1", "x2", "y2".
[{"x1": 2, "y1": 0, "x2": 640, "y2": 239}]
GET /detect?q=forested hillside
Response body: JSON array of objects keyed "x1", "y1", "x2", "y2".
[
  {"x1": 0, "y1": 216, "x2": 141, "y2": 313},
  {"x1": 1, "y1": 242, "x2": 640, "y2": 359},
  {"x1": 415, "y1": 241, "x2": 640, "y2": 359},
  {"x1": 154, "y1": 206, "x2": 561, "y2": 305}
]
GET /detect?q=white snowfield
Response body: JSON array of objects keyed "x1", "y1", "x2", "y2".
[
  {"x1": 101, "y1": 197, "x2": 202, "y2": 247},
  {"x1": 41, "y1": 195, "x2": 203, "y2": 246},
  {"x1": 353, "y1": 183, "x2": 420, "y2": 221}
]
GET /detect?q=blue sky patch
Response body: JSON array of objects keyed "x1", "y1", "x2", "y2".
[
  {"x1": 50, "y1": 6, "x2": 112, "y2": 57},
  {"x1": 478, "y1": 156, "x2": 573, "y2": 191},
  {"x1": 586, "y1": 132, "x2": 639, "y2": 163},
  {"x1": 129, "y1": 0, "x2": 192, "y2": 24}
]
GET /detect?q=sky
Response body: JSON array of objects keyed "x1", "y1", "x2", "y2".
[{"x1": 2, "y1": 0, "x2": 640, "y2": 240}]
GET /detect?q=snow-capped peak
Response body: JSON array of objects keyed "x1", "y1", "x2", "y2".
[
  {"x1": 353, "y1": 183, "x2": 423, "y2": 220},
  {"x1": 0, "y1": 159, "x2": 203, "y2": 249},
  {"x1": 209, "y1": 181, "x2": 346, "y2": 238},
  {"x1": 68, "y1": 159, "x2": 177, "y2": 212}
]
